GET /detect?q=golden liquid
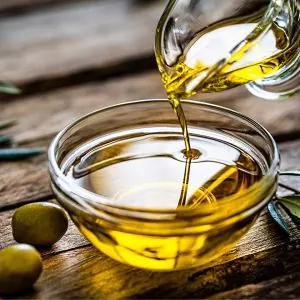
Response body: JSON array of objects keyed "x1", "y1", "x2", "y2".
[
  {"x1": 66, "y1": 131, "x2": 263, "y2": 270},
  {"x1": 69, "y1": 134, "x2": 262, "y2": 208},
  {"x1": 161, "y1": 15, "x2": 293, "y2": 97},
  {"x1": 159, "y1": 12, "x2": 294, "y2": 186},
  {"x1": 64, "y1": 13, "x2": 290, "y2": 270}
]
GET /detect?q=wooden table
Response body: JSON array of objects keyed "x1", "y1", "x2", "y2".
[{"x1": 0, "y1": 1, "x2": 300, "y2": 299}]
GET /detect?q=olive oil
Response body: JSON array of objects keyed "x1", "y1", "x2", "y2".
[
  {"x1": 159, "y1": 12, "x2": 295, "y2": 98},
  {"x1": 62, "y1": 10, "x2": 291, "y2": 271},
  {"x1": 154, "y1": 11, "x2": 295, "y2": 205},
  {"x1": 65, "y1": 128, "x2": 263, "y2": 270},
  {"x1": 68, "y1": 132, "x2": 262, "y2": 209}
]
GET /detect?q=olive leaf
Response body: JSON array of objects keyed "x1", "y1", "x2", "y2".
[
  {"x1": 0, "y1": 148, "x2": 46, "y2": 160},
  {"x1": 267, "y1": 201, "x2": 290, "y2": 234},
  {"x1": 277, "y1": 195, "x2": 300, "y2": 225},
  {"x1": 0, "y1": 120, "x2": 44, "y2": 160},
  {"x1": 0, "y1": 82, "x2": 21, "y2": 94},
  {"x1": 0, "y1": 135, "x2": 12, "y2": 146}
]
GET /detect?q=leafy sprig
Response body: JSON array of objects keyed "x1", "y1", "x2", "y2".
[
  {"x1": 268, "y1": 174, "x2": 300, "y2": 234},
  {"x1": 277, "y1": 195, "x2": 300, "y2": 225},
  {"x1": 0, "y1": 82, "x2": 21, "y2": 95},
  {"x1": 0, "y1": 120, "x2": 45, "y2": 160},
  {"x1": 268, "y1": 201, "x2": 291, "y2": 234},
  {"x1": 0, "y1": 82, "x2": 45, "y2": 160}
]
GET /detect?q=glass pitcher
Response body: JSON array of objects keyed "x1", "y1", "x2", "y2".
[{"x1": 155, "y1": 0, "x2": 300, "y2": 100}]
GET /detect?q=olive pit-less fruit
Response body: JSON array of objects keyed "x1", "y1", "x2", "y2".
[
  {"x1": 0, "y1": 244, "x2": 43, "y2": 295},
  {"x1": 12, "y1": 202, "x2": 68, "y2": 246}
]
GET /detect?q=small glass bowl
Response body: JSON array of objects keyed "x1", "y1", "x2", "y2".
[{"x1": 49, "y1": 100, "x2": 280, "y2": 271}]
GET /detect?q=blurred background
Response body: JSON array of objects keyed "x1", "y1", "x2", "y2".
[
  {"x1": 0, "y1": 0, "x2": 165, "y2": 94},
  {"x1": 0, "y1": 0, "x2": 169, "y2": 143},
  {"x1": 0, "y1": 0, "x2": 299, "y2": 145}
]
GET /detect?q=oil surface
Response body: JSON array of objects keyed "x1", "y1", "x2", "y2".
[{"x1": 67, "y1": 132, "x2": 262, "y2": 209}]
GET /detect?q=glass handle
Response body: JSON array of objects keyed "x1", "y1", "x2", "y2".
[
  {"x1": 246, "y1": 0, "x2": 300, "y2": 100},
  {"x1": 269, "y1": 169, "x2": 300, "y2": 235},
  {"x1": 246, "y1": 54, "x2": 300, "y2": 100}
]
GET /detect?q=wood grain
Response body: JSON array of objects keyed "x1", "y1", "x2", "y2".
[
  {"x1": 0, "y1": 73, "x2": 164, "y2": 144},
  {"x1": 0, "y1": 151, "x2": 299, "y2": 299},
  {"x1": 0, "y1": 0, "x2": 164, "y2": 85},
  {"x1": 0, "y1": 0, "x2": 299, "y2": 297},
  {"x1": 0, "y1": 0, "x2": 80, "y2": 15},
  {"x1": 209, "y1": 272, "x2": 300, "y2": 299},
  {"x1": 0, "y1": 0, "x2": 160, "y2": 15},
  {"x1": 0, "y1": 71, "x2": 300, "y2": 209},
  {"x1": 1, "y1": 72, "x2": 300, "y2": 145},
  {"x1": 0, "y1": 203, "x2": 298, "y2": 257},
  {"x1": 0, "y1": 171, "x2": 299, "y2": 298},
  {"x1": 1, "y1": 227, "x2": 298, "y2": 299}
]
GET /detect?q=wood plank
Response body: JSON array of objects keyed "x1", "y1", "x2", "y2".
[
  {"x1": 0, "y1": 202, "x2": 297, "y2": 257},
  {"x1": 0, "y1": 171, "x2": 299, "y2": 298},
  {"x1": 0, "y1": 0, "x2": 52, "y2": 10},
  {"x1": 0, "y1": 142, "x2": 300, "y2": 298},
  {"x1": 0, "y1": 0, "x2": 164, "y2": 85},
  {"x1": 0, "y1": 72, "x2": 299, "y2": 145},
  {"x1": 0, "y1": 71, "x2": 300, "y2": 208},
  {"x1": 1, "y1": 226, "x2": 298, "y2": 299},
  {"x1": 0, "y1": 73, "x2": 164, "y2": 144},
  {"x1": 0, "y1": 135, "x2": 299, "y2": 298},
  {"x1": 0, "y1": 0, "x2": 157, "y2": 15},
  {"x1": 132, "y1": 241, "x2": 300, "y2": 299},
  {"x1": 0, "y1": 0, "x2": 79, "y2": 14},
  {"x1": 208, "y1": 272, "x2": 300, "y2": 299}
]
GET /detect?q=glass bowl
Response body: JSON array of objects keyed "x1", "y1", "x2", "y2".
[{"x1": 48, "y1": 99, "x2": 280, "y2": 271}]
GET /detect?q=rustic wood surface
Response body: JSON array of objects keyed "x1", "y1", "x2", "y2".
[
  {"x1": 209, "y1": 272, "x2": 300, "y2": 299},
  {"x1": 0, "y1": 0, "x2": 163, "y2": 86},
  {"x1": 0, "y1": 74, "x2": 300, "y2": 210},
  {"x1": 0, "y1": 0, "x2": 300, "y2": 299},
  {"x1": 0, "y1": 0, "x2": 78, "y2": 15}
]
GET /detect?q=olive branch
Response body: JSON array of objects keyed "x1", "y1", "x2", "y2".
[
  {"x1": 268, "y1": 175, "x2": 300, "y2": 234},
  {"x1": 0, "y1": 82, "x2": 21, "y2": 95},
  {"x1": 0, "y1": 82, "x2": 45, "y2": 159}
]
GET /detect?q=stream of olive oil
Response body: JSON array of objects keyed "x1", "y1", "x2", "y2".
[
  {"x1": 67, "y1": 10, "x2": 293, "y2": 211},
  {"x1": 68, "y1": 133, "x2": 262, "y2": 209},
  {"x1": 63, "y1": 12, "x2": 292, "y2": 270},
  {"x1": 158, "y1": 11, "x2": 294, "y2": 206}
]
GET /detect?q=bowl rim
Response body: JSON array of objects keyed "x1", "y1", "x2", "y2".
[{"x1": 48, "y1": 99, "x2": 280, "y2": 222}]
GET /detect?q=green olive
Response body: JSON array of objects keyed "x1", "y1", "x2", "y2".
[
  {"x1": 12, "y1": 202, "x2": 68, "y2": 247},
  {"x1": 0, "y1": 244, "x2": 43, "y2": 294}
]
